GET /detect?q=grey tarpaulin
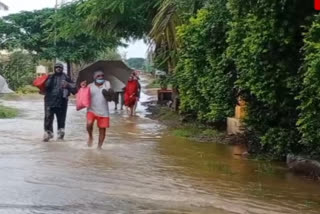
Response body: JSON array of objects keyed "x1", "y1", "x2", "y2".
[
  {"x1": 76, "y1": 60, "x2": 134, "y2": 92},
  {"x1": 0, "y1": 75, "x2": 13, "y2": 94}
]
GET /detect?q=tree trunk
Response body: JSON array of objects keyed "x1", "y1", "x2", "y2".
[{"x1": 67, "y1": 61, "x2": 71, "y2": 78}]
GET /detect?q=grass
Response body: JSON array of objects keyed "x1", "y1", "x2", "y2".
[
  {"x1": 0, "y1": 105, "x2": 18, "y2": 118},
  {"x1": 16, "y1": 85, "x2": 39, "y2": 94},
  {"x1": 172, "y1": 125, "x2": 224, "y2": 142},
  {"x1": 157, "y1": 107, "x2": 180, "y2": 122},
  {"x1": 156, "y1": 107, "x2": 224, "y2": 142},
  {"x1": 146, "y1": 80, "x2": 161, "y2": 89},
  {"x1": 148, "y1": 106, "x2": 226, "y2": 143}
]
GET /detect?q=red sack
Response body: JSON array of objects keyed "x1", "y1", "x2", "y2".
[
  {"x1": 76, "y1": 87, "x2": 91, "y2": 111},
  {"x1": 33, "y1": 75, "x2": 49, "y2": 94}
]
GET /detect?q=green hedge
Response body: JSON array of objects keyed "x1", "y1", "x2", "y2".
[
  {"x1": 226, "y1": 0, "x2": 314, "y2": 159},
  {"x1": 172, "y1": 0, "x2": 319, "y2": 159},
  {"x1": 175, "y1": 0, "x2": 236, "y2": 123},
  {"x1": 298, "y1": 14, "x2": 320, "y2": 158}
]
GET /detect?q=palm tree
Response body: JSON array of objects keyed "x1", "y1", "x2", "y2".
[
  {"x1": 148, "y1": 0, "x2": 204, "y2": 73},
  {"x1": 0, "y1": 1, "x2": 8, "y2": 10},
  {"x1": 148, "y1": 0, "x2": 180, "y2": 73},
  {"x1": 148, "y1": 0, "x2": 205, "y2": 110}
]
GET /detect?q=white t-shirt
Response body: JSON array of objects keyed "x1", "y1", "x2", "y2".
[{"x1": 88, "y1": 81, "x2": 111, "y2": 117}]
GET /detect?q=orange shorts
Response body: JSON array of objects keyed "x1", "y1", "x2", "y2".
[{"x1": 87, "y1": 112, "x2": 110, "y2": 128}]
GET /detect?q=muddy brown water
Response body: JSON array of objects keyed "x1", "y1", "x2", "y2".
[{"x1": 0, "y1": 80, "x2": 319, "y2": 213}]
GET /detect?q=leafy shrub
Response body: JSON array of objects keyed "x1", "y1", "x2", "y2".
[
  {"x1": 0, "y1": 105, "x2": 18, "y2": 118},
  {"x1": 227, "y1": 0, "x2": 314, "y2": 159},
  {"x1": 175, "y1": 1, "x2": 236, "y2": 123},
  {"x1": 298, "y1": 14, "x2": 320, "y2": 158},
  {"x1": 17, "y1": 85, "x2": 39, "y2": 94},
  {"x1": 0, "y1": 51, "x2": 36, "y2": 91}
]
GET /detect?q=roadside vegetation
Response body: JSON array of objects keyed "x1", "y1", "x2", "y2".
[
  {"x1": 0, "y1": 105, "x2": 17, "y2": 118},
  {"x1": 1, "y1": 0, "x2": 320, "y2": 160}
]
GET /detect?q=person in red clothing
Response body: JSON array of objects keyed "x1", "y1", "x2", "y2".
[{"x1": 124, "y1": 74, "x2": 139, "y2": 116}]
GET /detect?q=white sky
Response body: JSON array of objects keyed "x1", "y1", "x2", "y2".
[{"x1": 0, "y1": 0, "x2": 148, "y2": 59}]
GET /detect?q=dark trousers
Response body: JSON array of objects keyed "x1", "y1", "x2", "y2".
[
  {"x1": 114, "y1": 92, "x2": 124, "y2": 107},
  {"x1": 44, "y1": 102, "x2": 68, "y2": 133}
]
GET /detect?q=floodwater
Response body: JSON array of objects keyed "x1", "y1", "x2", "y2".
[{"x1": 0, "y1": 79, "x2": 319, "y2": 214}]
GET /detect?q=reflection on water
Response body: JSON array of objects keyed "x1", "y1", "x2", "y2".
[{"x1": 0, "y1": 84, "x2": 319, "y2": 214}]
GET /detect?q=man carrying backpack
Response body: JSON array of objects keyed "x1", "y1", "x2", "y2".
[{"x1": 43, "y1": 63, "x2": 77, "y2": 142}]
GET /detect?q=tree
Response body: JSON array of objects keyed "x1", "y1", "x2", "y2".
[
  {"x1": 126, "y1": 58, "x2": 145, "y2": 69},
  {"x1": 148, "y1": 0, "x2": 206, "y2": 73},
  {"x1": 298, "y1": 14, "x2": 320, "y2": 158},
  {"x1": 175, "y1": 0, "x2": 236, "y2": 122},
  {"x1": 98, "y1": 48, "x2": 122, "y2": 61},
  {"x1": 75, "y1": 0, "x2": 158, "y2": 39},
  {"x1": 0, "y1": 51, "x2": 36, "y2": 91},
  {"x1": 0, "y1": 4, "x2": 121, "y2": 68},
  {"x1": 227, "y1": 0, "x2": 314, "y2": 159}
]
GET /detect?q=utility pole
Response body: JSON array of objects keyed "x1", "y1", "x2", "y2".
[{"x1": 53, "y1": 0, "x2": 58, "y2": 69}]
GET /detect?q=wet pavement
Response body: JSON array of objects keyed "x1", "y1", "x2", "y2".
[{"x1": 0, "y1": 79, "x2": 320, "y2": 214}]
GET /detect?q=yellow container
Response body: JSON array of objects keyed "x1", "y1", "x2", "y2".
[{"x1": 235, "y1": 105, "x2": 246, "y2": 119}]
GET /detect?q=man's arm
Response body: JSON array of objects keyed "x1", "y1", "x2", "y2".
[{"x1": 66, "y1": 76, "x2": 78, "y2": 95}]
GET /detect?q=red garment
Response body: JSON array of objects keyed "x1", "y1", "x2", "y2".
[
  {"x1": 33, "y1": 74, "x2": 49, "y2": 94},
  {"x1": 87, "y1": 112, "x2": 110, "y2": 128},
  {"x1": 124, "y1": 80, "x2": 139, "y2": 107}
]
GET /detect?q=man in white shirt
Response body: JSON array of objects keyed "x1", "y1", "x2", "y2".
[{"x1": 81, "y1": 71, "x2": 113, "y2": 149}]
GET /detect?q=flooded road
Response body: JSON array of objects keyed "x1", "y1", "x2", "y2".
[{"x1": 0, "y1": 82, "x2": 320, "y2": 214}]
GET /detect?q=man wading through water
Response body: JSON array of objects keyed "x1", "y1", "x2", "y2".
[
  {"x1": 81, "y1": 71, "x2": 114, "y2": 149},
  {"x1": 43, "y1": 63, "x2": 77, "y2": 142}
]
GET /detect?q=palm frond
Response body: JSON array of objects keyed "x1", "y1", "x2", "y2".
[{"x1": 148, "y1": 0, "x2": 181, "y2": 72}]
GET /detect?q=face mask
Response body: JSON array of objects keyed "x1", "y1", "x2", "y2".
[{"x1": 95, "y1": 79, "x2": 105, "y2": 84}]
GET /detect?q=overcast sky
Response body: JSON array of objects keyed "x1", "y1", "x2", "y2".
[{"x1": 1, "y1": 0, "x2": 148, "y2": 59}]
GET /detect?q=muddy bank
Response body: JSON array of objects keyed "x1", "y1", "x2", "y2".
[
  {"x1": 143, "y1": 101, "x2": 247, "y2": 147},
  {"x1": 144, "y1": 100, "x2": 320, "y2": 179}
]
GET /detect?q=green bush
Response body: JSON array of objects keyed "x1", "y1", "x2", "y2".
[
  {"x1": 0, "y1": 51, "x2": 36, "y2": 91},
  {"x1": 227, "y1": 0, "x2": 314, "y2": 159},
  {"x1": 298, "y1": 14, "x2": 320, "y2": 158},
  {"x1": 0, "y1": 105, "x2": 18, "y2": 118},
  {"x1": 17, "y1": 85, "x2": 39, "y2": 94},
  {"x1": 175, "y1": 1, "x2": 236, "y2": 123}
]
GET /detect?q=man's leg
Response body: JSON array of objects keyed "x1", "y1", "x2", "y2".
[
  {"x1": 97, "y1": 117, "x2": 109, "y2": 149},
  {"x1": 120, "y1": 92, "x2": 124, "y2": 110},
  {"x1": 114, "y1": 92, "x2": 119, "y2": 110},
  {"x1": 56, "y1": 103, "x2": 68, "y2": 140},
  {"x1": 86, "y1": 112, "x2": 95, "y2": 147},
  {"x1": 98, "y1": 128, "x2": 106, "y2": 149},
  {"x1": 44, "y1": 105, "x2": 54, "y2": 142},
  {"x1": 133, "y1": 97, "x2": 139, "y2": 115}
]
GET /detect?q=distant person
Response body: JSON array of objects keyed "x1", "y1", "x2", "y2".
[
  {"x1": 133, "y1": 73, "x2": 141, "y2": 113},
  {"x1": 113, "y1": 89, "x2": 125, "y2": 111},
  {"x1": 43, "y1": 63, "x2": 77, "y2": 142},
  {"x1": 80, "y1": 71, "x2": 114, "y2": 149},
  {"x1": 124, "y1": 73, "x2": 139, "y2": 116}
]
